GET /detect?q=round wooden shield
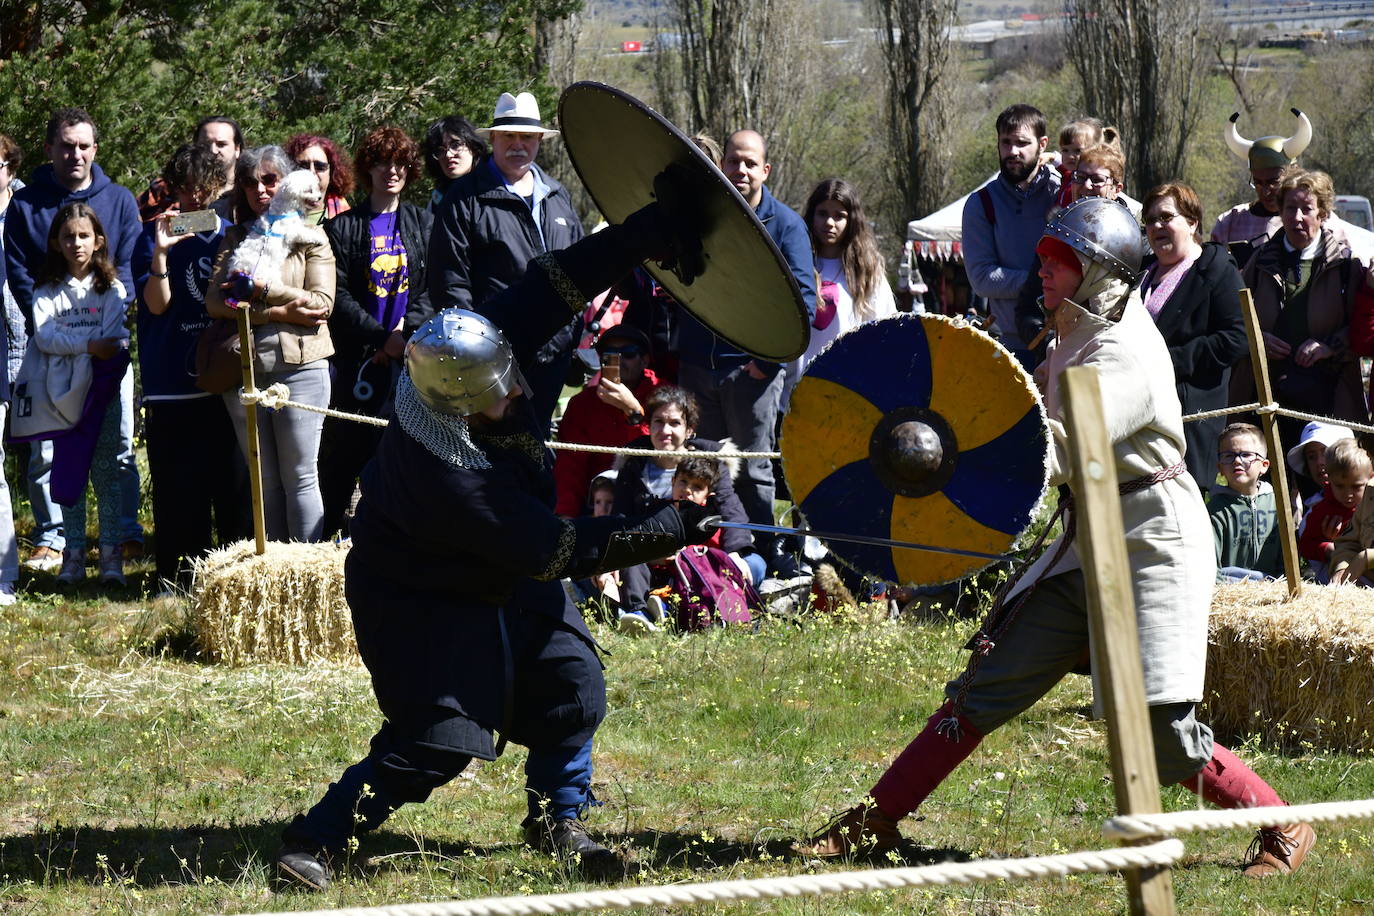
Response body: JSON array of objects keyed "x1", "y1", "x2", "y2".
[
  {"x1": 781, "y1": 314, "x2": 1049, "y2": 586},
  {"x1": 558, "y1": 81, "x2": 809, "y2": 362}
]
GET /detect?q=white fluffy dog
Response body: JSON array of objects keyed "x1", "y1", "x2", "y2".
[{"x1": 226, "y1": 169, "x2": 327, "y2": 302}]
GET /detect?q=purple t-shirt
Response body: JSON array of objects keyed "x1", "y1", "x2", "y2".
[{"x1": 367, "y1": 211, "x2": 409, "y2": 332}]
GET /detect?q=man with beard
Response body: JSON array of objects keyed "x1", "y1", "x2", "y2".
[
  {"x1": 962, "y1": 104, "x2": 1061, "y2": 370},
  {"x1": 276, "y1": 204, "x2": 716, "y2": 890},
  {"x1": 428, "y1": 91, "x2": 584, "y2": 435}
]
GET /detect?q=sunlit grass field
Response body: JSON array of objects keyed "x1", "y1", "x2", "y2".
[{"x1": 2, "y1": 586, "x2": 1372, "y2": 914}]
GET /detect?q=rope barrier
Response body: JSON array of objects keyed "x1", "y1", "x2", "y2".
[
  {"x1": 1103, "y1": 798, "x2": 1374, "y2": 840},
  {"x1": 241, "y1": 381, "x2": 1367, "y2": 457},
  {"x1": 236, "y1": 386, "x2": 781, "y2": 458},
  {"x1": 237, "y1": 839, "x2": 1184, "y2": 916},
  {"x1": 1179, "y1": 402, "x2": 1261, "y2": 423}
]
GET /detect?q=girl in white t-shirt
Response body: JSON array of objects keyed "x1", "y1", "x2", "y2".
[
  {"x1": 800, "y1": 177, "x2": 897, "y2": 369},
  {"x1": 30, "y1": 202, "x2": 131, "y2": 586}
]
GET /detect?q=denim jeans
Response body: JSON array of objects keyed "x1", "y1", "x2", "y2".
[
  {"x1": 678, "y1": 361, "x2": 783, "y2": 528},
  {"x1": 0, "y1": 404, "x2": 19, "y2": 584},
  {"x1": 25, "y1": 439, "x2": 63, "y2": 551},
  {"x1": 61, "y1": 396, "x2": 124, "y2": 552},
  {"x1": 224, "y1": 361, "x2": 330, "y2": 542}
]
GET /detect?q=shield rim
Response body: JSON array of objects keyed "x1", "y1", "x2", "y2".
[{"x1": 557, "y1": 81, "x2": 810, "y2": 362}]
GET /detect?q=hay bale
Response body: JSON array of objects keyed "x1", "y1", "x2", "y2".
[
  {"x1": 190, "y1": 539, "x2": 354, "y2": 665},
  {"x1": 1204, "y1": 580, "x2": 1374, "y2": 751}
]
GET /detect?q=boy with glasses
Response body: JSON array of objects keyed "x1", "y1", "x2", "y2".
[{"x1": 1210, "y1": 423, "x2": 1282, "y2": 582}]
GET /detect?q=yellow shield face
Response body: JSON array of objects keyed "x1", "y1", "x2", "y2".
[{"x1": 782, "y1": 314, "x2": 1048, "y2": 585}]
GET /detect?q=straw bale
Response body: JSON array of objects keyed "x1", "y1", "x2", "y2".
[
  {"x1": 1203, "y1": 580, "x2": 1374, "y2": 752},
  {"x1": 190, "y1": 539, "x2": 355, "y2": 665}
]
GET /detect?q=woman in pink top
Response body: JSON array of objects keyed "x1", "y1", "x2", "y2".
[{"x1": 1139, "y1": 182, "x2": 1248, "y2": 490}]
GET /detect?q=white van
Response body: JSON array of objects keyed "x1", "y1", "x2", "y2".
[{"x1": 1335, "y1": 195, "x2": 1373, "y2": 232}]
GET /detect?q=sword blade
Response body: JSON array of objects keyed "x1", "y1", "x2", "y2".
[{"x1": 703, "y1": 518, "x2": 1007, "y2": 562}]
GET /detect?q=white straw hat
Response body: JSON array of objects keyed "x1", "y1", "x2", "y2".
[{"x1": 478, "y1": 91, "x2": 559, "y2": 138}]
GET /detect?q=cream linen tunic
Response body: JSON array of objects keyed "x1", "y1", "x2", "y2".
[{"x1": 1008, "y1": 282, "x2": 1215, "y2": 705}]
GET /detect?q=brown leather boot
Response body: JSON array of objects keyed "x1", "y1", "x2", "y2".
[
  {"x1": 795, "y1": 803, "x2": 904, "y2": 858},
  {"x1": 1241, "y1": 822, "x2": 1315, "y2": 877}
]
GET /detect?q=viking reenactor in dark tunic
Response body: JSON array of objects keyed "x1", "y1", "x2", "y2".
[{"x1": 276, "y1": 210, "x2": 714, "y2": 890}]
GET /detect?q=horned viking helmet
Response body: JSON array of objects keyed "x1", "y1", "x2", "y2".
[{"x1": 1224, "y1": 108, "x2": 1313, "y2": 171}]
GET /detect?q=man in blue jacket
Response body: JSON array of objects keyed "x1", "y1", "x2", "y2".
[
  {"x1": 676, "y1": 129, "x2": 816, "y2": 577},
  {"x1": 961, "y1": 104, "x2": 1060, "y2": 371},
  {"x1": 3, "y1": 107, "x2": 144, "y2": 566}
]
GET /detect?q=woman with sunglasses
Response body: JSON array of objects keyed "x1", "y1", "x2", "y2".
[
  {"x1": 285, "y1": 134, "x2": 354, "y2": 224},
  {"x1": 1139, "y1": 182, "x2": 1247, "y2": 490},
  {"x1": 207, "y1": 146, "x2": 336, "y2": 542}
]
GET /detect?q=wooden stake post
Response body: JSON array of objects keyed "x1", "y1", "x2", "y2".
[
  {"x1": 1239, "y1": 288, "x2": 1302, "y2": 598},
  {"x1": 236, "y1": 305, "x2": 267, "y2": 556},
  {"x1": 1060, "y1": 366, "x2": 1176, "y2": 916}
]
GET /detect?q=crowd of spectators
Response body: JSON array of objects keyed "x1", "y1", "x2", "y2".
[{"x1": 0, "y1": 94, "x2": 1371, "y2": 606}]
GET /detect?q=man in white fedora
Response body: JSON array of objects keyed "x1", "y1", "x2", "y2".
[{"x1": 428, "y1": 90, "x2": 585, "y2": 433}]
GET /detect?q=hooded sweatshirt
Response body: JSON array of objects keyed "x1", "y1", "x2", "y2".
[
  {"x1": 1209, "y1": 479, "x2": 1282, "y2": 578},
  {"x1": 3, "y1": 163, "x2": 140, "y2": 328}
]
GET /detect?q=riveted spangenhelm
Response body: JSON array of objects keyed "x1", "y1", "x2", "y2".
[
  {"x1": 406, "y1": 309, "x2": 526, "y2": 416},
  {"x1": 1040, "y1": 196, "x2": 1142, "y2": 286}
]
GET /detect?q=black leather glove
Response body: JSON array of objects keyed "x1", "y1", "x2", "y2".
[
  {"x1": 561, "y1": 501, "x2": 687, "y2": 578},
  {"x1": 674, "y1": 499, "x2": 716, "y2": 545}
]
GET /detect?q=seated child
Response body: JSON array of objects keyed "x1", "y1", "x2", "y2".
[
  {"x1": 616, "y1": 455, "x2": 750, "y2": 634},
  {"x1": 565, "y1": 471, "x2": 623, "y2": 610},
  {"x1": 1286, "y1": 420, "x2": 1355, "y2": 513},
  {"x1": 1303, "y1": 438, "x2": 1371, "y2": 584},
  {"x1": 1209, "y1": 423, "x2": 1281, "y2": 582}
]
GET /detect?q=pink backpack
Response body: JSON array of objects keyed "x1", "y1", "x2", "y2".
[{"x1": 670, "y1": 545, "x2": 759, "y2": 631}]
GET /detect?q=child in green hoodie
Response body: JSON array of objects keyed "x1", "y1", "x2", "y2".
[{"x1": 1210, "y1": 423, "x2": 1282, "y2": 582}]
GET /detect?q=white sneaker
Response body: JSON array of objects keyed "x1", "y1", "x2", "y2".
[
  {"x1": 57, "y1": 550, "x2": 86, "y2": 584},
  {"x1": 24, "y1": 546, "x2": 63, "y2": 571},
  {"x1": 645, "y1": 594, "x2": 667, "y2": 624},
  {"x1": 0, "y1": 583, "x2": 16, "y2": 606},
  {"x1": 98, "y1": 545, "x2": 126, "y2": 586}
]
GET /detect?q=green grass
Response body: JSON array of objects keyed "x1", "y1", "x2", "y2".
[{"x1": 2, "y1": 588, "x2": 1374, "y2": 914}]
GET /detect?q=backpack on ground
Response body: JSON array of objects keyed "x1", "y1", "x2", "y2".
[{"x1": 670, "y1": 545, "x2": 759, "y2": 631}]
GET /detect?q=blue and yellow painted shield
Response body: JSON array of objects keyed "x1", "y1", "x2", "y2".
[{"x1": 781, "y1": 314, "x2": 1049, "y2": 585}]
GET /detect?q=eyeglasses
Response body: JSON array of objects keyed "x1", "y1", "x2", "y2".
[
  {"x1": 256, "y1": 173, "x2": 280, "y2": 188},
  {"x1": 1072, "y1": 172, "x2": 1116, "y2": 188},
  {"x1": 442, "y1": 141, "x2": 473, "y2": 155},
  {"x1": 1219, "y1": 450, "x2": 1265, "y2": 465},
  {"x1": 296, "y1": 160, "x2": 330, "y2": 173},
  {"x1": 600, "y1": 344, "x2": 644, "y2": 358},
  {"x1": 0, "y1": 160, "x2": 8, "y2": 170},
  {"x1": 1144, "y1": 211, "x2": 1182, "y2": 227},
  {"x1": 1249, "y1": 177, "x2": 1282, "y2": 191}
]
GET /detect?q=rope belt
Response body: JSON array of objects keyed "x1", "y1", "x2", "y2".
[{"x1": 937, "y1": 460, "x2": 1189, "y2": 740}]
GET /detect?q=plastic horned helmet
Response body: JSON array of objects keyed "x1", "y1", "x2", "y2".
[
  {"x1": 406, "y1": 309, "x2": 527, "y2": 416},
  {"x1": 1224, "y1": 108, "x2": 1313, "y2": 171}
]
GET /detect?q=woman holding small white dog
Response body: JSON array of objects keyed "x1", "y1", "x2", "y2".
[{"x1": 207, "y1": 146, "x2": 335, "y2": 542}]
